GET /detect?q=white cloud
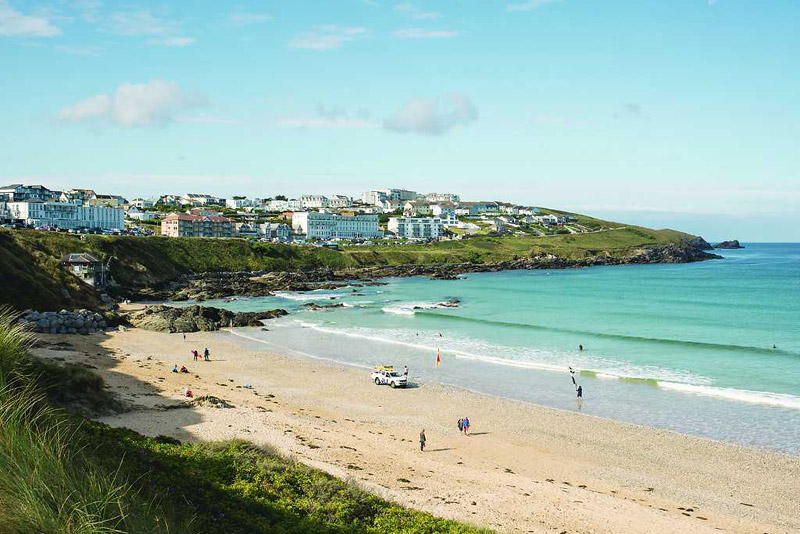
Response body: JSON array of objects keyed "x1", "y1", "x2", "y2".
[
  {"x1": 384, "y1": 93, "x2": 478, "y2": 135},
  {"x1": 0, "y1": 1, "x2": 61, "y2": 37},
  {"x1": 289, "y1": 25, "x2": 369, "y2": 51},
  {"x1": 393, "y1": 3, "x2": 440, "y2": 20},
  {"x1": 58, "y1": 79, "x2": 207, "y2": 128},
  {"x1": 229, "y1": 12, "x2": 273, "y2": 26},
  {"x1": 392, "y1": 28, "x2": 459, "y2": 39},
  {"x1": 107, "y1": 9, "x2": 175, "y2": 36},
  {"x1": 507, "y1": 0, "x2": 561, "y2": 12},
  {"x1": 149, "y1": 36, "x2": 196, "y2": 47}
]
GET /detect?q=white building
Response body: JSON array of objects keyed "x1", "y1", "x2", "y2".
[
  {"x1": 328, "y1": 195, "x2": 353, "y2": 208},
  {"x1": 7, "y1": 200, "x2": 124, "y2": 230},
  {"x1": 226, "y1": 197, "x2": 257, "y2": 209},
  {"x1": 360, "y1": 190, "x2": 387, "y2": 205},
  {"x1": 431, "y1": 203, "x2": 458, "y2": 226},
  {"x1": 388, "y1": 217, "x2": 444, "y2": 239},
  {"x1": 259, "y1": 222, "x2": 292, "y2": 241},
  {"x1": 424, "y1": 192, "x2": 461, "y2": 203},
  {"x1": 181, "y1": 193, "x2": 224, "y2": 206},
  {"x1": 130, "y1": 198, "x2": 155, "y2": 209},
  {"x1": 264, "y1": 199, "x2": 302, "y2": 212},
  {"x1": 292, "y1": 212, "x2": 380, "y2": 240},
  {"x1": 300, "y1": 195, "x2": 330, "y2": 209},
  {"x1": 126, "y1": 207, "x2": 156, "y2": 221}
]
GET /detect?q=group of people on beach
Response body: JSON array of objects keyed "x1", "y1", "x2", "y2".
[
  {"x1": 192, "y1": 348, "x2": 210, "y2": 362},
  {"x1": 457, "y1": 417, "x2": 471, "y2": 435}
]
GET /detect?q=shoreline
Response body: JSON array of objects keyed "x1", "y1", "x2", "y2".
[{"x1": 32, "y1": 328, "x2": 800, "y2": 534}]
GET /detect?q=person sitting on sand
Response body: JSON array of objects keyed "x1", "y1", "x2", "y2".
[
  {"x1": 419, "y1": 429, "x2": 426, "y2": 452},
  {"x1": 180, "y1": 365, "x2": 188, "y2": 373},
  {"x1": 172, "y1": 365, "x2": 178, "y2": 373},
  {"x1": 185, "y1": 388, "x2": 193, "y2": 398}
]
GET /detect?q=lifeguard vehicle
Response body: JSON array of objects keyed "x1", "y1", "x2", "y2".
[{"x1": 371, "y1": 366, "x2": 407, "y2": 388}]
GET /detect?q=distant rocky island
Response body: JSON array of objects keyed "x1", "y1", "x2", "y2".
[{"x1": 714, "y1": 240, "x2": 744, "y2": 249}]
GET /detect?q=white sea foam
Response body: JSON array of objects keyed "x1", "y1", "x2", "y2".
[
  {"x1": 658, "y1": 382, "x2": 800, "y2": 410},
  {"x1": 273, "y1": 291, "x2": 340, "y2": 302},
  {"x1": 381, "y1": 302, "x2": 440, "y2": 316}
]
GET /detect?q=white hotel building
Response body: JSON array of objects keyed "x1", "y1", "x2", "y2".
[
  {"x1": 292, "y1": 212, "x2": 381, "y2": 240},
  {"x1": 388, "y1": 217, "x2": 444, "y2": 239},
  {"x1": 7, "y1": 200, "x2": 124, "y2": 230}
]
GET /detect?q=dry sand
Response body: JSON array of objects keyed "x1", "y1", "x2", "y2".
[{"x1": 34, "y1": 328, "x2": 800, "y2": 534}]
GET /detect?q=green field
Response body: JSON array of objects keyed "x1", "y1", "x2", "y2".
[{"x1": 0, "y1": 223, "x2": 700, "y2": 312}]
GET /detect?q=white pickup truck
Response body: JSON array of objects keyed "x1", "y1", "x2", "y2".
[{"x1": 371, "y1": 366, "x2": 407, "y2": 388}]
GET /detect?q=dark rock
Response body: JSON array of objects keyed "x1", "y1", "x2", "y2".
[
  {"x1": 303, "y1": 302, "x2": 345, "y2": 311},
  {"x1": 714, "y1": 240, "x2": 744, "y2": 249},
  {"x1": 125, "y1": 305, "x2": 288, "y2": 333}
]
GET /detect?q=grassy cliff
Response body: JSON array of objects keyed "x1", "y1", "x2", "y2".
[{"x1": 0, "y1": 223, "x2": 704, "y2": 311}]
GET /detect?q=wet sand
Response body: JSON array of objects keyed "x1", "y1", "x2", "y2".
[{"x1": 33, "y1": 328, "x2": 800, "y2": 534}]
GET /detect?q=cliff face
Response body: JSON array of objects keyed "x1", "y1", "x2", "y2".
[{"x1": 129, "y1": 240, "x2": 721, "y2": 302}]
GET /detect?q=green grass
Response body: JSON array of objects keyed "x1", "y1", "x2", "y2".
[
  {"x1": 0, "y1": 308, "x2": 491, "y2": 534},
  {"x1": 0, "y1": 308, "x2": 187, "y2": 534},
  {"x1": 0, "y1": 222, "x2": 700, "y2": 311}
]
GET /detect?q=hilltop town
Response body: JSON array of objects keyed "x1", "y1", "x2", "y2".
[{"x1": 0, "y1": 184, "x2": 604, "y2": 243}]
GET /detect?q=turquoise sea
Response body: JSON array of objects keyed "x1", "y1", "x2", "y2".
[{"x1": 187, "y1": 243, "x2": 800, "y2": 454}]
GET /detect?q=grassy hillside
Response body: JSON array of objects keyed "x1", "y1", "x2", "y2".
[
  {"x1": 0, "y1": 309, "x2": 489, "y2": 534},
  {"x1": 0, "y1": 224, "x2": 700, "y2": 311}
]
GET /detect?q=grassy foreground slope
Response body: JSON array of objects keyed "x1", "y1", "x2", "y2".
[
  {"x1": 0, "y1": 310, "x2": 490, "y2": 534},
  {"x1": 0, "y1": 224, "x2": 701, "y2": 311}
]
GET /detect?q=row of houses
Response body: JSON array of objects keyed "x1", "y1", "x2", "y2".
[{"x1": 1, "y1": 184, "x2": 126, "y2": 230}]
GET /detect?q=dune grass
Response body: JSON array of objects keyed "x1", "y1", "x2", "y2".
[{"x1": 0, "y1": 308, "x2": 491, "y2": 534}]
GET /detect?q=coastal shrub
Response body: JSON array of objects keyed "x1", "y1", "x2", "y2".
[
  {"x1": 0, "y1": 308, "x2": 188, "y2": 534},
  {"x1": 80, "y1": 428, "x2": 493, "y2": 534}
]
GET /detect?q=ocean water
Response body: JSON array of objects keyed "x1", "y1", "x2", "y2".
[{"x1": 184, "y1": 243, "x2": 800, "y2": 454}]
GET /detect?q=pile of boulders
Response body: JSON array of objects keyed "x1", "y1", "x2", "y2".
[{"x1": 18, "y1": 309, "x2": 108, "y2": 334}]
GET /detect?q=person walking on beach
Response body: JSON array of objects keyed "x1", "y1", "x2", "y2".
[
  {"x1": 183, "y1": 333, "x2": 186, "y2": 341},
  {"x1": 457, "y1": 418, "x2": 464, "y2": 433},
  {"x1": 419, "y1": 429, "x2": 426, "y2": 452},
  {"x1": 204, "y1": 347, "x2": 210, "y2": 361},
  {"x1": 463, "y1": 416, "x2": 470, "y2": 435},
  {"x1": 403, "y1": 365, "x2": 408, "y2": 379},
  {"x1": 577, "y1": 385, "x2": 583, "y2": 398}
]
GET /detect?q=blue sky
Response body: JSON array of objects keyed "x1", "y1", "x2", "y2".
[{"x1": 1, "y1": 0, "x2": 798, "y2": 241}]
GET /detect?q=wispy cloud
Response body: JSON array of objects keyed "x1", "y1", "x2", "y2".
[
  {"x1": 72, "y1": 0, "x2": 101, "y2": 23},
  {"x1": 57, "y1": 79, "x2": 207, "y2": 128},
  {"x1": 384, "y1": 93, "x2": 478, "y2": 135},
  {"x1": 289, "y1": 25, "x2": 369, "y2": 51},
  {"x1": 392, "y1": 28, "x2": 459, "y2": 39},
  {"x1": 506, "y1": 0, "x2": 561, "y2": 12},
  {"x1": 229, "y1": 12, "x2": 273, "y2": 26},
  {"x1": 275, "y1": 104, "x2": 378, "y2": 129},
  {"x1": 55, "y1": 44, "x2": 100, "y2": 56},
  {"x1": 148, "y1": 36, "x2": 196, "y2": 47},
  {"x1": 107, "y1": 9, "x2": 176, "y2": 36},
  {"x1": 0, "y1": 0, "x2": 61, "y2": 37},
  {"x1": 393, "y1": 3, "x2": 441, "y2": 20}
]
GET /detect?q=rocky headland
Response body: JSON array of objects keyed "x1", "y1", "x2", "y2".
[
  {"x1": 714, "y1": 240, "x2": 745, "y2": 249},
  {"x1": 125, "y1": 239, "x2": 720, "y2": 302}
]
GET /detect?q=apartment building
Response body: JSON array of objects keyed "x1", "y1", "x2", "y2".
[
  {"x1": 160, "y1": 214, "x2": 234, "y2": 237},
  {"x1": 300, "y1": 195, "x2": 330, "y2": 209},
  {"x1": 6, "y1": 200, "x2": 124, "y2": 230},
  {"x1": 388, "y1": 217, "x2": 444, "y2": 239},
  {"x1": 292, "y1": 212, "x2": 380, "y2": 240}
]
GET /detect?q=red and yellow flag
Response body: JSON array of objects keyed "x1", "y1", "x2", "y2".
[{"x1": 435, "y1": 348, "x2": 441, "y2": 367}]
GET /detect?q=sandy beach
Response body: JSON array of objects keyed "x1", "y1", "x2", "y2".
[{"x1": 34, "y1": 327, "x2": 800, "y2": 534}]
